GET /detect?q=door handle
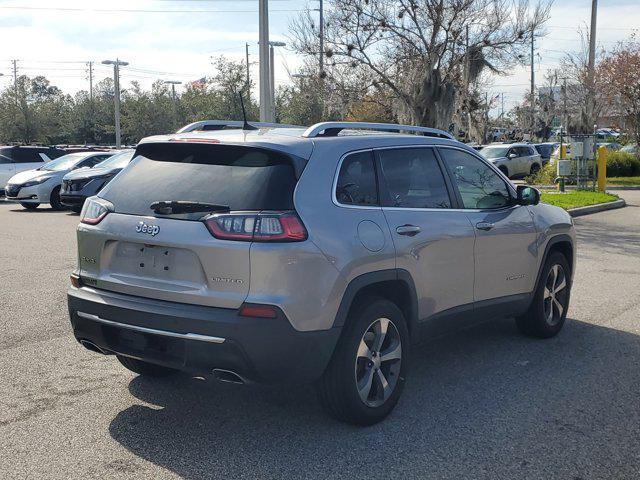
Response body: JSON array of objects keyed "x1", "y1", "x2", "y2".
[
  {"x1": 396, "y1": 225, "x2": 421, "y2": 236},
  {"x1": 476, "y1": 222, "x2": 495, "y2": 231}
]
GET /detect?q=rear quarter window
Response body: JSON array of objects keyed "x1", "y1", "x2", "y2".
[{"x1": 335, "y1": 151, "x2": 378, "y2": 206}]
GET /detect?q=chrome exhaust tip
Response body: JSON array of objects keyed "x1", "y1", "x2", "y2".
[{"x1": 212, "y1": 368, "x2": 246, "y2": 385}]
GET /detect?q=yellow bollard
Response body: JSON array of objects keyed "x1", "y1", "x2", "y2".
[
  {"x1": 597, "y1": 146, "x2": 607, "y2": 192},
  {"x1": 557, "y1": 145, "x2": 568, "y2": 191}
]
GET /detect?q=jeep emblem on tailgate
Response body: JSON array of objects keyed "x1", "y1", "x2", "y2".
[{"x1": 135, "y1": 221, "x2": 160, "y2": 236}]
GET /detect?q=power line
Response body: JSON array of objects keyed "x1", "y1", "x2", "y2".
[
  {"x1": 0, "y1": 5, "x2": 305, "y2": 14},
  {"x1": 548, "y1": 24, "x2": 638, "y2": 31}
]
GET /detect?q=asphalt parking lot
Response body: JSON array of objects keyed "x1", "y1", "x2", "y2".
[{"x1": 1, "y1": 191, "x2": 639, "y2": 480}]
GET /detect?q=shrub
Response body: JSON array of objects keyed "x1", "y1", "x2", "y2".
[
  {"x1": 606, "y1": 152, "x2": 640, "y2": 177},
  {"x1": 526, "y1": 162, "x2": 556, "y2": 185}
]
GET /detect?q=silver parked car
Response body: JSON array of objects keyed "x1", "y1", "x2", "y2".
[
  {"x1": 479, "y1": 143, "x2": 542, "y2": 178},
  {"x1": 5, "y1": 151, "x2": 114, "y2": 210},
  {"x1": 68, "y1": 121, "x2": 576, "y2": 425}
]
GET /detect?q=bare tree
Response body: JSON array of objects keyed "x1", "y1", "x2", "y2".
[
  {"x1": 558, "y1": 30, "x2": 607, "y2": 134},
  {"x1": 290, "y1": 0, "x2": 551, "y2": 129}
]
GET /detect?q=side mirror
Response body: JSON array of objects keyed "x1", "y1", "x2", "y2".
[
  {"x1": 516, "y1": 185, "x2": 540, "y2": 206},
  {"x1": 508, "y1": 153, "x2": 517, "y2": 159}
]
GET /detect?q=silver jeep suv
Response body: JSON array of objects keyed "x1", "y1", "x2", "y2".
[{"x1": 68, "y1": 121, "x2": 575, "y2": 425}]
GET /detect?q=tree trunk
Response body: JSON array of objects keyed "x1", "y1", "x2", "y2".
[{"x1": 409, "y1": 69, "x2": 455, "y2": 130}]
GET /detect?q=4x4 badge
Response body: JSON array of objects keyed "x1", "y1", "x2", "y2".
[{"x1": 135, "y1": 221, "x2": 160, "y2": 236}]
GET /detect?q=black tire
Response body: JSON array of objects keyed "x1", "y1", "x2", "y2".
[
  {"x1": 317, "y1": 297, "x2": 409, "y2": 426},
  {"x1": 498, "y1": 166, "x2": 509, "y2": 178},
  {"x1": 49, "y1": 186, "x2": 66, "y2": 211},
  {"x1": 117, "y1": 355, "x2": 177, "y2": 377},
  {"x1": 516, "y1": 252, "x2": 571, "y2": 338},
  {"x1": 70, "y1": 205, "x2": 82, "y2": 213},
  {"x1": 20, "y1": 202, "x2": 39, "y2": 210},
  {"x1": 530, "y1": 163, "x2": 541, "y2": 175}
]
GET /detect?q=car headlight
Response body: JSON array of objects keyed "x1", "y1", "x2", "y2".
[{"x1": 22, "y1": 176, "x2": 51, "y2": 187}]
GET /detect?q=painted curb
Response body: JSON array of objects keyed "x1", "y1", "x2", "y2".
[{"x1": 568, "y1": 199, "x2": 626, "y2": 217}]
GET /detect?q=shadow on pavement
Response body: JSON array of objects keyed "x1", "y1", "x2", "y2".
[
  {"x1": 109, "y1": 317, "x2": 640, "y2": 479},
  {"x1": 8, "y1": 207, "x2": 57, "y2": 213}
]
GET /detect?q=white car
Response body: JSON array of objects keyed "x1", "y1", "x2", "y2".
[
  {"x1": 0, "y1": 145, "x2": 67, "y2": 194},
  {"x1": 479, "y1": 143, "x2": 542, "y2": 179},
  {"x1": 4, "y1": 151, "x2": 114, "y2": 210}
]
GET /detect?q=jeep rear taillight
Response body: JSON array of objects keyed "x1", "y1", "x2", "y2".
[
  {"x1": 81, "y1": 197, "x2": 113, "y2": 225},
  {"x1": 204, "y1": 212, "x2": 307, "y2": 242}
]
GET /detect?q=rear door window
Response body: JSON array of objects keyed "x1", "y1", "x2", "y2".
[
  {"x1": 335, "y1": 151, "x2": 378, "y2": 206},
  {"x1": 100, "y1": 143, "x2": 300, "y2": 219},
  {"x1": 377, "y1": 148, "x2": 451, "y2": 209}
]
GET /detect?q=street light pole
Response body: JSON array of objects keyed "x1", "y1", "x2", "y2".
[
  {"x1": 102, "y1": 59, "x2": 128, "y2": 148},
  {"x1": 258, "y1": 0, "x2": 271, "y2": 122}
]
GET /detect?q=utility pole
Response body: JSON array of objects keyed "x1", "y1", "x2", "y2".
[
  {"x1": 530, "y1": 32, "x2": 535, "y2": 140},
  {"x1": 560, "y1": 76, "x2": 569, "y2": 132},
  {"x1": 87, "y1": 61, "x2": 94, "y2": 102},
  {"x1": 270, "y1": 45, "x2": 275, "y2": 121},
  {"x1": 163, "y1": 80, "x2": 181, "y2": 102},
  {"x1": 245, "y1": 43, "x2": 250, "y2": 89},
  {"x1": 485, "y1": 92, "x2": 490, "y2": 144},
  {"x1": 465, "y1": 25, "x2": 471, "y2": 140},
  {"x1": 587, "y1": 0, "x2": 598, "y2": 131},
  {"x1": 12, "y1": 59, "x2": 18, "y2": 92},
  {"x1": 269, "y1": 41, "x2": 286, "y2": 122},
  {"x1": 102, "y1": 58, "x2": 128, "y2": 148},
  {"x1": 318, "y1": 0, "x2": 324, "y2": 77},
  {"x1": 258, "y1": 0, "x2": 271, "y2": 122}
]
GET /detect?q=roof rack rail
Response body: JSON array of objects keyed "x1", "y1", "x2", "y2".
[
  {"x1": 177, "y1": 120, "x2": 303, "y2": 133},
  {"x1": 302, "y1": 122, "x2": 455, "y2": 140}
]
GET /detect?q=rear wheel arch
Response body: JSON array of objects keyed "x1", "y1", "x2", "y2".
[{"x1": 333, "y1": 269, "x2": 419, "y2": 344}]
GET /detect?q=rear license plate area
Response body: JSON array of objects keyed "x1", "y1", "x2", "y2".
[{"x1": 102, "y1": 325, "x2": 184, "y2": 363}]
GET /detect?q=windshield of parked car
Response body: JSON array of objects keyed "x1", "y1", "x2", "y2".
[
  {"x1": 479, "y1": 146, "x2": 510, "y2": 159},
  {"x1": 535, "y1": 144, "x2": 555, "y2": 157},
  {"x1": 40, "y1": 152, "x2": 92, "y2": 171},
  {"x1": 94, "y1": 150, "x2": 135, "y2": 170}
]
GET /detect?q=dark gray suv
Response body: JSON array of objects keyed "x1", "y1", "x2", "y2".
[{"x1": 68, "y1": 121, "x2": 575, "y2": 425}]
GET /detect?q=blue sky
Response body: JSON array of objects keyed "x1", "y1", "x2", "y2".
[{"x1": 0, "y1": 0, "x2": 637, "y2": 117}]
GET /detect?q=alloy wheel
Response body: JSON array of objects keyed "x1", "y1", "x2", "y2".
[
  {"x1": 354, "y1": 317, "x2": 402, "y2": 408},
  {"x1": 543, "y1": 264, "x2": 568, "y2": 326}
]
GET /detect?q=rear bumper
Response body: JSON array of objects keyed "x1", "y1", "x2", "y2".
[
  {"x1": 60, "y1": 193, "x2": 86, "y2": 206},
  {"x1": 67, "y1": 285, "x2": 340, "y2": 384}
]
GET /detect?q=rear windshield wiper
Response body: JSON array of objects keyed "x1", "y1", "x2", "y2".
[{"x1": 150, "y1": 201, "x2": 230, "y2": 215}]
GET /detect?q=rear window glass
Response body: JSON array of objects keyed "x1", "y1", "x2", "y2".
[
  {"x1": 99, "y1": 143, "x2": 298, "y2": 218},
  {"x1": 0, "y1": 148, "x2": 14, "y2": 162},
  {"x1": 378, "y1": 148, "x2": 451, "y2": 208}
]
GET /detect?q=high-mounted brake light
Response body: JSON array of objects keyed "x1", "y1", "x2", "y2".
[
  {"x1": 80, "y1": 197, "x2": 113, "y2": 225},
  {"x1": 204, "y1": 212, "x2": 307, "y2": 242},
  {"x1": 169, "y1": 138, "x2": 221, "y2": 144}
]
